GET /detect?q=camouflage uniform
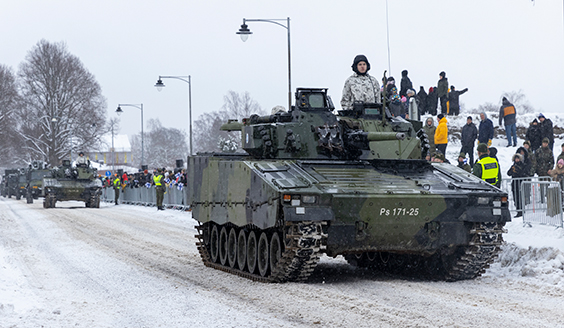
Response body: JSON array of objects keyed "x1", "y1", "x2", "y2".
[
  {"x1": 535, "y1": 146, "x2": 554, "y2": 177},
  {"x1": 341, "y1": 73, "x2": 381, "y2": 110}
]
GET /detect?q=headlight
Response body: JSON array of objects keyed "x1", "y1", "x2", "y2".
[
  {"x1": 302, "y1": 195, "x2": 317, "y2": 204},
  {"x1": 477, "y1": 197, "x2": 490, "y2": 205}
]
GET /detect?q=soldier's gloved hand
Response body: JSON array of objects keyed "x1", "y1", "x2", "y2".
[{"x1": 487, "y1": 139, "x2": 492, "y2": 146}]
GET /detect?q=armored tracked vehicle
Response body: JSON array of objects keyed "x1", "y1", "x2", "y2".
[
  {"x1": 43, "y1": 160, "x2": 102, "y2": 208},
  {"x1": 2, "y1": 169, "x2": 20, "y2": 199},
  {"x1": 188, "y1": 88, "x2": 510, "y2": 282},
  {"x1": 24, "y1": 161, "x2": 51, "y2": 204}
]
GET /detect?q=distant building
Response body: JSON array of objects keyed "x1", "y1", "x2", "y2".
[{"x1": 88, "y1": 134, "x2": 132, "y2": 167}]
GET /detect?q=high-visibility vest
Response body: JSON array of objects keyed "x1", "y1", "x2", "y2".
[
  {"x1": 113, "y1": 177, "x2": 120, "y2": 189},
  {"x1": 153, "y1": 174, "x2": 163, "y2": 186},
  {"x1": 477, "y1": 156, "x2": 499, "y2": 185}
]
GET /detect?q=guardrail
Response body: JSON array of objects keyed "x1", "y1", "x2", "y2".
[
  {"x1": 101, "y1": 186, "x2": 189, "y2": 211},
  {"x1": 501, "y1": 176, "x2": 563, "y2": 228}
]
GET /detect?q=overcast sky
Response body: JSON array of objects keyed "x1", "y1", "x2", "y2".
[{"x1": 1, "y1": 0, "x2": 563, "y2": 139}]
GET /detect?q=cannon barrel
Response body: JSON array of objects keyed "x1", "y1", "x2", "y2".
[{"x1": 365, "y1": 132, "x2": 406, "y2": 141}]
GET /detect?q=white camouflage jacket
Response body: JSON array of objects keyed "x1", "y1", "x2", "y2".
[{"x1": 340, "y1": 73, "x2": 381, "y2": 110}]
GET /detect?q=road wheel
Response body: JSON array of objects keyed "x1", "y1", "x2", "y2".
[
  {"x1": 269, "y1": 232, "x2": 282, "y2": 274},
  {"x1": 227, "y1": 227, "x2": 237, "y2": 268},
  {"x1": 210, "y1": 225, "x2": 219, "y2": 263},
  {"x1": 236, "y1": 230, "x2": 247, "y2": 271},
  {"x1": 257, "y1": 232, "x2": 269, "y2": 277},
  {"x1": 219, "y1": 226, "x2": 228, "y2": 266},
  {"x1": 246, "y1": 231, "x2": 257, "y2": 274}
]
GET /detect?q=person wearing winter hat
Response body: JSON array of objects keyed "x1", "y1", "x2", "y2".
[
  {"x1": 525, "y1": 118, "x2": 542, "y2": 151},
  {"x1": 399, "y1": 69, "x2": 413, "y2": 98},
  {"x1": 499, "y1": 96, "x2": 517, "y2": 147},
  {"x1": 473, "y1": 143, "x2": 501, "y2": 188},
  {"x1": 557, "y1": 143, "x2": 564, "y2": 164},
  {"x1": 447, "y1": 85, "x2": 468, "y2": 116},
  {"x1": 457, "y1": 152, "x2": 471, "y2": 173},
  {"x1": 435, "y1": 114, "x2": 448, "y2": 155},
  {"x1": 538, "y1": 113, "x2": 554, "y2": 151},
  {"x1": 423, "y1": 117, "x2": 436, "y2": 154},
  {"x1": 341, "y1": 54, "x2": 381, "y2": 110},
  {"x1": 507, "y1": 153, "x2": 527, "y2": 217},
  {"x1": 460, "y1": 116, "x2": 477, "y2": 166},
  {"x1": 437, "y1": 71, "x2": 449, "y2": 115}
]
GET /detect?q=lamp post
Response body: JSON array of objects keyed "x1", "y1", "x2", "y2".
[
  {"x1": 116, "y1": 103, "x2": 144, "y2": 168},
  {"x1": 237, "y1": 17, "x2": 292, "y2": 111},
  {"x1": 154, "y1": 75, "x2": 193, "y2": 156}
]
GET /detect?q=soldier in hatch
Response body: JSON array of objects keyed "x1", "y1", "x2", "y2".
[{"x1": 341, "y1": 54, "x2": 381, "y2": 110}]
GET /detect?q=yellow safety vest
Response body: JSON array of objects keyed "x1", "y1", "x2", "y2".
[
  {"x1": 113, "y1": 178, "x2": 120, "y2": 189},
  {"x1": 478, "y1": 156, "x2": 499, "y2": 185},
  {"x1": 153, "y1": 174, "x2": 163, "y2": 186}
]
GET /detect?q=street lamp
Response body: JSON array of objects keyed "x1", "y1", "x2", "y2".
[
  {"x1": 116, "y1": 103, "x2": 144, "y2": 168},
  {"x1": 154, "y1": 75, "x2": 193, "y2": 156},
  {"x1": 237, "y1": 17, "x2": 292, "y2": 111}
]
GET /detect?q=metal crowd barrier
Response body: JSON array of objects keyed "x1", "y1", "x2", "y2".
[{"x1": 101, "y1": 186, "x2": 190, "y2": 211}]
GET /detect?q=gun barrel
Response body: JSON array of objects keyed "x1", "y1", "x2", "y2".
[{"x1": 366, "y1": 132, "x2": 406, "y2": 141}]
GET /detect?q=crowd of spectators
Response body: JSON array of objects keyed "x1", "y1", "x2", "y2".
[{"x1": 100, "y1": 168, "x2": 187, "y2": 191}]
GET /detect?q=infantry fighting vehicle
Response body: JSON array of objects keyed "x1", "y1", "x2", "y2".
[
  {"x1": 43, "y1": 159, "x2": 102, "y2": 208},
  {"x1": 24, "y1": 161, "x2": 52, "y2": 204},
  {"x1": 2, "y1": 169, "x2": 20, "y2": 199},
  {"x1": 188, "y1": 88, "x2": 510, "y2": 282}
]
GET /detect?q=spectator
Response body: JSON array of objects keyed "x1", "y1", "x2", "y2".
[
  {"x1": 457, "y1": 152, "x2": 471, "y2": 172},
  {"x1": 548, "y1": 159, "x2": 564, "y2": 185},
  {"x1": 447, "y1": 85, "x2": 468, "y2": 116},
  {"x1": 427, "y1": 87, "x2": 438, "y2": 115},
  {"x1": 535, "y1": 138, "x2": 555, "y2": 178},
  {"x1": 557, "y1": 143, "x2": 564, "y2": 163},
  {"x1": 406, "y1": 89, "x2": 419, "y2": 120},
  {"x1": 423, "y1": 117, "x2": 436, "y2": 154},
  {"x1": 473, "y1": 143, "x2": 501, "y2": 188},
  {"x1": 525, "y1": 119, "x2": 542, "y2": 151},
  {"x1": 399, "y1": 70, "x2": 413, "y2": 98},
  {"x1": 416, "y1": 86, "x2": 428, "y2": 115},
  {"x1": 538, "y1": 114, "x2": 554, "y2": 151},
  {"x1": 478, "y1": 112, "x2": 494, "y2": 145},
  {"x1": 387, "y1": 84, "x2": 404, "y2": 117},
  {"x1": 341, "y1": 54, "x2": 381, "y2": 110},
  {"x1": 437, "y1": 72, "x2": 449, "y2": 115},
  {"x1": 435, "y1": 114, "x2": 448, "y2": 155},
  {"x1": 499, "y1": 97, "x2": 517, "y2": 147},
  {"x1": 460, "y1": 116, "x2": 478, "y2": 166},
  {"x1": 507, "y1": 153, "x2": 527, "y2": 217},
  {"x1": 523, "y1": 140, "x2": 537, "y2": 176},
  {"x1": 516, "y1": 146, "x2": 534, "y2": 177}
]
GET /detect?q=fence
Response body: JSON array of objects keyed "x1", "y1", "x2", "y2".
[
  {"x1": 101, "y1": 186, "x2": 190, "y2": 211},
  {"x1": 501, "y1": 176, "x2": 563, "y2": 228}
]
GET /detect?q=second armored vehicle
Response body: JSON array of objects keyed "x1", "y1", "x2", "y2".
[{"x1": 43, "y1": 160, "x2": 102, "y2": 208}]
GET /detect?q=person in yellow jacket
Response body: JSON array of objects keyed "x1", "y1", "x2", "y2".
[
  {"x1": 153, "y1": 168, "x2": 165, "y2": 210},
  {"x1": 112, "y1": 174, "x2": 120, "y2": 205},
  {"x1": 434, "y1": 114, "x2": 448, "y2": 155}
]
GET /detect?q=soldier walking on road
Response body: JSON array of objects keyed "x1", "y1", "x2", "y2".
[
  {"x1": 153, "y1": 168, "x2": 165, "y2": 210},
  {"x1": 112, "y1": 174, "x2": 120, "y2": 205}
]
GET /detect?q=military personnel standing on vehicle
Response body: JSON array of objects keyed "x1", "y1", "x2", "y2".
[
  {"x1": 112, "y1": 173, "x2": 120, "y2": 205},
  {"x1": 341, "y1": 54, "x2": 381, "y2": 110},
  {"x1": 473, "y1": 143, "x2": 501, "y2": 188},
  {"x1": 153, "y1": 168, "x2": 165, "y2": 210}
]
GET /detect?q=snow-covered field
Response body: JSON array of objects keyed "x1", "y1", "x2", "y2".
[
  {"x1": 1, "y1": 110, "x2": 563, "y2": 328},
  {"x1": 0, "y1": 198, "x2": 563, "y2": 328}
]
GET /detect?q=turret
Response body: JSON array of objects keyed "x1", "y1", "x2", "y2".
[{"x1": 221, "y1": 88, "x2": 429, "y2": 160}]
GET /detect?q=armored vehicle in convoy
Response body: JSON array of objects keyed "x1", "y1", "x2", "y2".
[
  {"x1": 2, "y1": 169, "x2": 20, "y2": 199},
  {"x1": 24, "y1": 161, "x2": 51, "y2": 204},
  {"x1": 188, "y1": 88, "x2": 510, "y2": 282},
  {"x1": 43, "y1": 160, "x2": 102, "y2": 208}
]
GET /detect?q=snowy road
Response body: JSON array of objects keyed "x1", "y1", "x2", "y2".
[{"x1": 1, "y1": 197, "x2": 563, "y2": 328}]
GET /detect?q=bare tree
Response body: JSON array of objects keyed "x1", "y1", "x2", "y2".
[
  {"x1": 143, "y1": 118, "x2": 188, "y2": 169},
  {"x1": 193, "y1": 91, "x2": 265, "y2": 153},
  {"x1": 17, "y1": 40, "x2": 107, "y2": 166},
  {"x1": 0, "y1": 65, "x2": 23, "y2": 167}
]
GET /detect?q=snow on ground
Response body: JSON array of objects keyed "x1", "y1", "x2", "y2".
[{"x1": 1, "y1": 111, "x2": 563, "y2": 327}]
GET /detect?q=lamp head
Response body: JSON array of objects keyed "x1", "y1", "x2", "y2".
[
  {"x1": 116, "y1": 106, "x2": 123, "y2": 116},
  {"x1": 236, "y1": 23, "x2": 252, "y2": 42},
  {"x1": 155, "y1": 78, "x2": 165, "y2": 92}
]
